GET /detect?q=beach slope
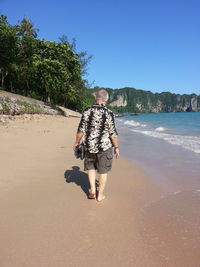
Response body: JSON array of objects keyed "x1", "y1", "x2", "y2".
[{"x1": 0, "y1": 115, "x2": 199, "y2": 267}]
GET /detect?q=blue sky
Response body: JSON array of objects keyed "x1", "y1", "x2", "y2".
[{"x1": 1, "y1": 0, "x2": 200, "y2": 94}]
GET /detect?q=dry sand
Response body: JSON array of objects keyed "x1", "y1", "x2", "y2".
[{"x1": 0, "y1": 115, "x2": 199, "y2": 267}]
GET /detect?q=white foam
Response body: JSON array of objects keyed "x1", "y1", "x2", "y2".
[
  {"x1": 124, "y1": 120, "x2": 147, "y2": 128},
  {"x1": 131, "y1": 129, "x2": 200, "y2": 154},
  {"x1": 155, "y1": 126, "x2": 167, "y2": 132},
  {"x1": 173, "y1": 191, "x2": 181, "y2": 195}
]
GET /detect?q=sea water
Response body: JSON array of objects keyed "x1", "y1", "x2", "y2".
[
  {"x1": 117, "y1": 112, "x2": 200, "y2": 264},
  {"x1": 116, "y1": 112, "x2": 200, "y2": 192}
]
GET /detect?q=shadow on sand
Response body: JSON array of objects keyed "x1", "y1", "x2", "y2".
[{"x1": 64, "y1": 166, "x2": 90, "y2": 198}]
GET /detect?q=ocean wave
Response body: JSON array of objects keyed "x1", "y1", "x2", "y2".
[
  {"x1": 131, "y1": 129, "x2": 200, "y2": 154},
  {"x1": 155, "y1": 126, "x2": 167, "y2": 132},
  {"x1": 124, "y1": 120, "x2": 147, "y2": 128}
]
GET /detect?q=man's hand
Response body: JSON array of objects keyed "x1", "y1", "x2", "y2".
[
  {"x1": 114, "y1": 147, "x2": 120, "y2": 158},
  {"x1": 73, "y1": 142, "x2": 80, "y2": 152},
  {"x1": 73, "y1": 131, "x2": 84, "y2": 151},
  {"x1": 111, "y1": 136, "x2": 119, "y2": 158}
]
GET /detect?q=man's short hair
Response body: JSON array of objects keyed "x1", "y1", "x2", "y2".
[{"x1": 95, "y1": 89, "x2": 109, "y2": 102}]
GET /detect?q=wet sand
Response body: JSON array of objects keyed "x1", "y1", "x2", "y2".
[{"x1": 0, "y1": 115, "x2": 199, "y2": 266}]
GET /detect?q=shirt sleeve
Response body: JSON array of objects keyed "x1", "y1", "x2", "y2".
[
  {"x1": 107, "y1": 112, "x2": 118, "y2": 138},
  {"x1": 77, "y1": 110, "x2": 87, "y2": 134}
]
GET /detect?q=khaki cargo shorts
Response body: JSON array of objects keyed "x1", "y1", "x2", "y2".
[{"x1": 84, "y1": 147, "x2": 113, "y2": 174}]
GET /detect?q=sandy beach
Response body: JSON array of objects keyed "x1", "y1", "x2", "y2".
[{"x1": 0, "y1": 115, "x2": 199, "y2": 267}]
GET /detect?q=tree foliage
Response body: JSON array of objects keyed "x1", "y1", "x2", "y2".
[{"x1": 0, "y1": 15, "x2": 91, "y2": 111}]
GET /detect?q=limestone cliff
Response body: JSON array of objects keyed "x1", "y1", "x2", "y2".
[
  {"x1": 92, "y1": 87, "x2": 200, "y2": 113},
  {"x1": 109, "y1": 95, "x2": 127, "y2": 107}
]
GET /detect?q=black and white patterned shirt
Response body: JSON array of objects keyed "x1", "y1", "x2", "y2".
[{"x1": 77, "y1": 104, "x2": 118, "y2": 153}]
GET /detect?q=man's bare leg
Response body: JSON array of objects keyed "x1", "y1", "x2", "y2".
[
  {"x1": 97, "y1": 173, "x2": 107, "y2": 201},
  {"x1": 88, "y1": 169, "x2": 96, "y2": 194}
]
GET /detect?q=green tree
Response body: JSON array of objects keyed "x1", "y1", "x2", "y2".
[
  {"x1": 33, "y1": 40, "x2": 83, "y2": 107},
  {"x1": 0, "y1": 15, "x2": 18, "y2": 88},
  {"x1": 17, "y1": 17, "x2": 38, "y2": 38},
  {"x1": 15, "y1": 18, "x2": 38, "y2": 95},
  {"x1": 0, "y1": 14, "x2": 92, "y2": 111}
]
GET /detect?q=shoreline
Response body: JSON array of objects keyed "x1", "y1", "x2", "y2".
[
  {"x1": 117, "y1": 117, "x2": 200, "y2": 192},
  {"x1": 1, "y1": 115, "x2": 199, "y2": 266}
]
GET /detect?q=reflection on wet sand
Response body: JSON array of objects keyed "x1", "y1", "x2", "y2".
[{"x1": 138, "y1": 190, "x2": 200, "y2": 266}]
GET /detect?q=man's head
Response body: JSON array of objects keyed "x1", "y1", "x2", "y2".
[{"x1": 95, "y1": 89, "x2": 109, "y2": 104}]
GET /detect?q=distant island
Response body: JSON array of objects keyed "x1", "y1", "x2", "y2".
[{"x1": 85, "y1": 87, "x2": 200, "y2": 113}]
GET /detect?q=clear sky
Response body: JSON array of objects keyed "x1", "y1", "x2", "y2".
[{"x1": 1, "y1": 0, "x2": 200, "y2": 94}]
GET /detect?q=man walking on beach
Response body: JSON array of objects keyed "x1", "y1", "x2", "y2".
[{"x1": 73, "y1": 89, "x2": 119, "y2": 202}]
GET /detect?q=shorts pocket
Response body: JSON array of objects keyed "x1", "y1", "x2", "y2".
[
  {"x1": 106, "y1": 153, "x2": 113, "y2": 168},
  {"x1": 84, "y1": 157, "x2": 96, "y2": 170}
]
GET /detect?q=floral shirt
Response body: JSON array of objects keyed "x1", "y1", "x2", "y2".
[{"x1": 77, "y1": 104, "x2": 118, "y2": 153}]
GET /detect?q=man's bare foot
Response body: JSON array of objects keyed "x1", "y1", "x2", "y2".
[
  {"x1": 97, "y1": 194, "x2": 106, "y2": 202},
  {"x1": 88, "y1": 189, "x2": 96, "y2": 199}
]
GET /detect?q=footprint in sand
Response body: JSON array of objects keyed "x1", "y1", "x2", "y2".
[
  {"x1": 88, "y1": 210, "x2": 96, "y2": 221},
  {"x1": 78, "y1": 236, "x2": 93, "y2": 253}
]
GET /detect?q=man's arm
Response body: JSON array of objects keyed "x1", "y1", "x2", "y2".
[
  {"x1": 108, "y1": 112, "x2": 120, "y2": 158},
  {"x1": 111, "y1": 136, "x2": 120, "y2": 158},
  {"x1": 73, "y1": 131, "x2": 84, "y2": 151},
  {"x1": 73, "y1": 111, "x2": 86, "y2": 151}
]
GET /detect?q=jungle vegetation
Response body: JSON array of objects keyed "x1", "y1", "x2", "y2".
[{"x1": 0, "y1": 14, "x2": 92, "y2": 111}]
